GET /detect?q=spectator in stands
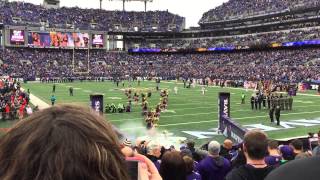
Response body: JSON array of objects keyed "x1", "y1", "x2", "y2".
[
  {"x1": 220, "y1": 139, "x2": 233, "y2": 161},
  {"x1": 146, "y1": 141, "x2": 162, "y2": 169},
  {"x1": 226, "y1": 130, "x2": 274, "y2": 180},
  {"x1": 290, "y1": 139, "x2": 305, "y2": 159},
  {"x1": 279, "y1": 145, "x2": 294, "y2": 164},
  {"x1": 1, "y1": 48, "x2": 319, "y2": 83},
  {"x1": 186, "y1": 140, "x2": 207, "y2": 162},
  {"x1": 159, "y1": 151, "x2": 187, "y2": 180},
  {"x1": 312, "y1": 131, "x2": 320, "y2": 156},
  {"x1": 26, "y1": 104, "x2": 33, "y2": 115},
  {"x1": 295, "y1": 152, "x2": 311, "y2": 159},
  {"x1": 265, "y1": 140, "x2": 282, "y2": 167},
  {"x1": 0, "y1": 105, "x2": 130, "y2": 180},
  {"x1": 265, "y1": 157, "x2": 320, "y2": 180},
  {"x1": 230, "y1": 146, "x2": 246, "y2": 168},
  {"x1": 183, "y1": 155, "x2": 202, "y2": 180},
  {"x1": 197, "y1": 141, "x2": 231, "y2": 180},
  {"x1": 1, "y1": 1, "x2": 184, "y2": 32}
]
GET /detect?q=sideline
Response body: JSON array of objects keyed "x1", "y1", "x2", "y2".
[{"x1": 21, "y1": 88, "x2": 50, "y2": 110}]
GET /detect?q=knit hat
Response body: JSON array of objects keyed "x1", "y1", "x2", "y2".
[
  {"x1": 180, "y1": 149, "x2": 193, "y2": 158},
  {"x1": 280, "y1": 145, "x2": 294, "y2": 160}
]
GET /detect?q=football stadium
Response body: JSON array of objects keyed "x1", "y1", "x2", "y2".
[{"x1": 0, "y1": 0, "x2": 320, "y2": 179}]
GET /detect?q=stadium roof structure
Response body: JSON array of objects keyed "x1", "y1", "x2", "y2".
[{"x1": 106, "y1": 0, "x2": 153, "y2": 11}]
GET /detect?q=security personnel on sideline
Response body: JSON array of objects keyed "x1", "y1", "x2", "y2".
[{"x1": 275, "y1": 105, "x2": 281, "y2": 126}]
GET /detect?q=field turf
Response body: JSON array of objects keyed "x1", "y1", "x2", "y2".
[{"x1": 3, "y1": 81, "x2": 320, "y2": 146}]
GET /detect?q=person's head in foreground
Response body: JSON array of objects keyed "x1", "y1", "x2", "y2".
[
  {"x1": 0, "y1": 105, "x2": 129, "y2": 180},
  {"x1": 243, "y1": 130, "x2": 268, "y2": 163},
  {"x1": 159, "y1": 151, "x2": 187, "y2": 180},
  {"x1": 226, "y1": 130, "x2": 273, "y2": 180},
  {"x1": 265, "y1": 156, "x2": 320, "y2": 180}
]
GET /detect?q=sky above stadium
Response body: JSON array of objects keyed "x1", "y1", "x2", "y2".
[{"x1": 9, "y1": 0, "x2": 229, "y2": 28}]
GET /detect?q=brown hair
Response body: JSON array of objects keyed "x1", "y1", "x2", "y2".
[
  {"x1": 268, "y1": 139, "x2": 279, "y2": 149},
  {"x1": 290, "y1": 139, "x2": 303, "y2": 151},
  {"x1": 160, "y1": 151, "x2": 187, "y2": 180},
  {"x1": 0, "y1": 105, "x2": 129, "y2": 180},
  {"x1": 182, "y1": 156, "x2": 194, "y2": 175},
  {"x1": 243, "y1": 130, "x2": 268, "y2": 160}
]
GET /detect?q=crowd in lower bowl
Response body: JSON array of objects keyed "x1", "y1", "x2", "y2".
[
  {"x1": 0, "y1": 47, "x2": 319, "y2": 83},
  {"x1": 0, "y1": 104, "x2": 319, "y2": 180}
]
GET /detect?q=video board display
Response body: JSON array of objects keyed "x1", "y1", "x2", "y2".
[
  {"x1": 50, "y1": 32, "x2": 75, "y2": 47},
  {"x1": 28, "y1": 31, "x2": 89, "y2": 48},
  {"x1": 28, "y1": 32, "x2": 51, "y2": 47},
  {"x1": 73, "y1": 32, "x2": 89, "y2": 48},
  {"x1": 92, "y1": 34, "x2": 104, "y2": 48},
  {"x1": 10, "y1": 30, "x2": 25, "y2": 45}
]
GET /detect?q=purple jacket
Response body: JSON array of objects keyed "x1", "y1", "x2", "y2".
[
  {"x1": 197, "y1": 156, "x2": 231, "y2": 180},
  {"x1": 187, "y1": 171, "x2": 202, "y2": 180}
]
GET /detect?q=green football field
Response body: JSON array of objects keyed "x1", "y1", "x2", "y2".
[{"x1": 3, "y1": 81, "x2": 320, "y2": 146}]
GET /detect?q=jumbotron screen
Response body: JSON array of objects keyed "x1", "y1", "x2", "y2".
[
  {"x1": 28, "y1": 31, "x2": 89, "y2": 48},
  {"x1": 92, "y1": 34, "x2": 104, "y2": 48},
  {"x1": 73, "y1": 32, "x2": 89, "y2": 48},
  {"x1": 10, "y1": 30, "x2": 25, "y2": 45}
]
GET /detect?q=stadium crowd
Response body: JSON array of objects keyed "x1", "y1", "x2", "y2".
[
  {"x1": 1, "y1": 0, "x2": 320, "y2": 179},
  {"x1": 128, "y1": 27, "x2": 320, "y2": 49},
  {"x1": 0, "y1": 78, "x2": 31, "y2": 121},
  {"x1": 200, "y1": 0, "x2": 320, "y2": 22},
  {"x1": 0, "y1": 104, "x2": 319, "y2": 180},
  {"x1": 0, "y1": 48, "x2": 319, "y2": 83},
  {"x1": 0, "y1": 1, "x2": 184, "y2": 32}
]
